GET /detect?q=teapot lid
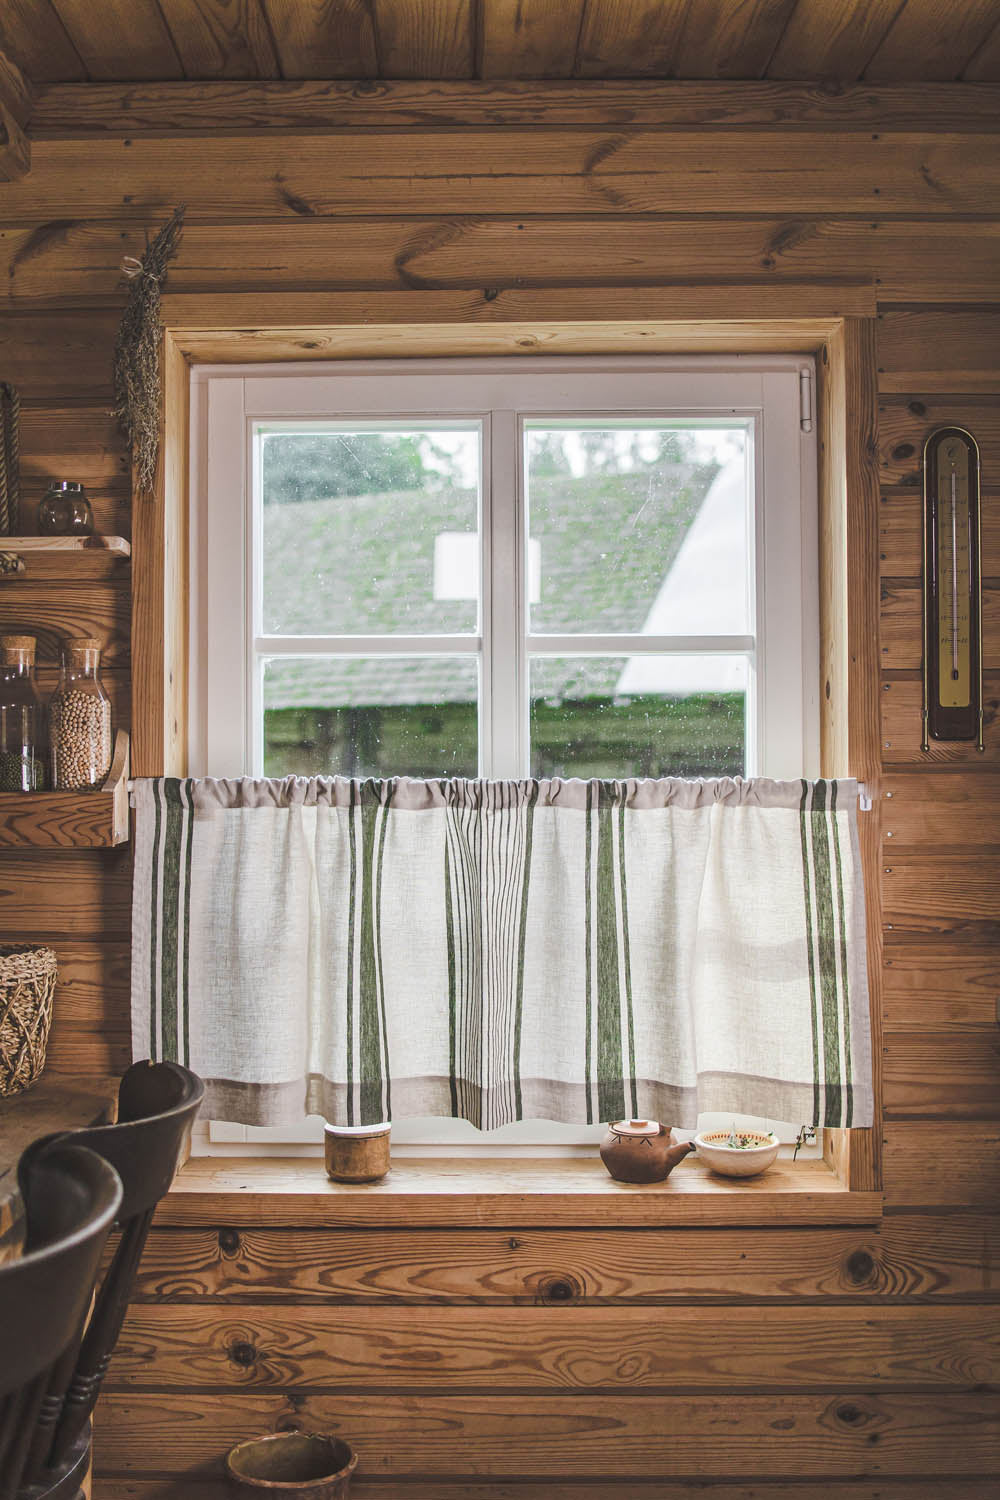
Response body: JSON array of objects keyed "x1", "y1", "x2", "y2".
[{"x1": 610, "y1": 1118, "x2": 661, "y2": 1136}]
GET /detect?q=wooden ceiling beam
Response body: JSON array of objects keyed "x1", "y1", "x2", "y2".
[
  {"x1": 0, "y1": 45, "x2": 31, "y2": 179},
  {"x1": 24, "y1": 76, "x2": 1000, "y2": 136}
]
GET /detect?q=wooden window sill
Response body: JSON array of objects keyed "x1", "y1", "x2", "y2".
[{"x1": 162, "y1": 1154, "x2": 882, "y2": 1228}]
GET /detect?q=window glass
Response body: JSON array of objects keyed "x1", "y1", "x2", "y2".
[
  {"x1": 262, "y1": 656, "x2": 479, "y2": 778},
  {"x1": 525, "y1": 422, "x2": 750, "y2": 636},
  {"x1": 529, "y1": 655, "x2": 747, "y2": 780},
  {"x1": 260, "y1": 425, "x2": 480, "y2": 636}
]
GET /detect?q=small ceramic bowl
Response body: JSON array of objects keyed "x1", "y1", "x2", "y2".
[{"x1": 693, "y1": 1129, "x2": 780, "y2": 1178}]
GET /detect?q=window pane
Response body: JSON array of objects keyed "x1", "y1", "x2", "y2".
[
  {"x1": 262, "y1": 657, "x2": 478, "y2": 777},
  {"x1": 529, "y1": 656, "x2": 747, "y2": 779},
  {"x1": 525, "y1": 423, "x2": 750, "y2": 636},
  {"x1": 260, "y1": 426, "x2": 480, "y2": 636}
]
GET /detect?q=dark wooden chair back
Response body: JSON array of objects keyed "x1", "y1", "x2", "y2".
[
  {"x1": 39, "y1": 1059, "x2": 204, "y2": 1475},
  {"x1": 0, "y1": 1141, "x2": 121, "y2": 1500}
]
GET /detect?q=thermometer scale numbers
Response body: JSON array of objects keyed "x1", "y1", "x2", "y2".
[{"x1": 922, "y1": 426, "x2": 983, "y2": 750}]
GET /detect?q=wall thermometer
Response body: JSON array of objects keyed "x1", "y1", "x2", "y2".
[{"x1": 922, "y1": 426, "x2": 983, "y2": 750}]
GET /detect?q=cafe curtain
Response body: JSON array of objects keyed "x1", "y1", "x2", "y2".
[{"x1": 131, "y1": 776, "x2": 873, "y2": 1130}]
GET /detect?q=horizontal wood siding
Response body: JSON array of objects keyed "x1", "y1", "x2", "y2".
[
  {"x1": 108, "y1": 1303, "x2": 999, "y2": 1389},
  {"x1": 91, "y1": 1390, "x2": 1000, "y2": 1477},
  {"x1": 123, "y1": 1216, "x2": 1000, "y2": 1302},
  {"x1": 90, "y1": 1484, "x2": 1000, "y2": 1500},
  {"x1": 4, "y1": 132, "x2": 1000, "y2": 219},
  {"x1": 0, "y1": 80, "x2": 994, "y2": 1498}
]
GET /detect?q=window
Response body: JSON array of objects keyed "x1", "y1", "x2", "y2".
[
  {"x1": 190, "y1": 355, "x2": 819, "y2": 1155},
  {"x1": 191, "y1": 356, "x2": 819, "y2": 785}
]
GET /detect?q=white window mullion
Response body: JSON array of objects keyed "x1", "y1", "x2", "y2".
[
  {"x1": 488, "y1": 410, "x2": 522, "y2": 777},
  {"x1": 478, "y1": 412, "x2": 493, "y2": 780},
  {"x1": 254, "y1": 635, "x2": 482, "y2": 655},
  {"x1": 759, "y1": 371, "x2": 818, "y2": 779},
  {"x1": 249, "y1": 421, "x2": 264, "y2": 775},
  {"x1": 204, "y1": 376, "x2": 248, "y2": 776},
  {"x1": 525, "y1": 634, "x2": 756, "y2": 655}
]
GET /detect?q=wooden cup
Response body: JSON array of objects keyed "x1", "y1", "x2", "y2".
[
  {"x1": 226, "y1": 1432, "x2": 358, "y2": 1497},
  {"x1": 324, "y1": 1123, "x2": 391, "y2": 1183}
]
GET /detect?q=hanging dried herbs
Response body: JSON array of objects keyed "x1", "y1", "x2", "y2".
[{"x1": 113, "y1": 205, "x2": 186, "y2": 497}]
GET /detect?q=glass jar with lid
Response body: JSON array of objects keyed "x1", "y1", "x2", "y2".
[
  {"x1": 49, "y1": 637, "x2": 112, "y2": 791},
  {"x1": 0, "y1": 636, "x2": 46, "y2": 791},
  {"x1": 37, "y1": 481, "x2": 94, "y2": 536}
]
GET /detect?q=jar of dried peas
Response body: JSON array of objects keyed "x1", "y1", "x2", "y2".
[{"x1": 49, "y1": 638, "x2": 112, "y2": 791}]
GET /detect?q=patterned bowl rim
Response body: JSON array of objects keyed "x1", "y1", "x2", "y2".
[{"x1": 695, "y1": 1130, "x2": 778, "y2": 1151}]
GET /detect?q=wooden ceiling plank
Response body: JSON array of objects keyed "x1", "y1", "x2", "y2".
[
  {"x1": 156, "y1": 0, "x2": 280, "y2": 79},
  {"x1": 768, "y1": 0, "x2": 908, "y2": 83},
  {"x1": 375, "y1": 0, "x2": 475, "y2": 79},
  {"x1": 576, "y1": 0, "x2": 693, "y2": 79},
  {"x1": 480, "y1": 0, "x2": 586, "y2": 79},
  {"x1": 674, "y1": 0, "x2": 799, "y2": 79},
  {"x1": 261, "y1": 0, "x2": 378, "y2": 78},
  {"x1": 26, "y1": 79, "x2": 1000, "y2": 135},
  {"x1": 50, "y1": 0, "x2": 184, "y2": 80},
  {"x1": 864, "y1": 0, "x2": 1000, "y2": 81},
  {"x1": 0, "y1": 43, "x2": 30, "y2": 180},
  {"x1": 3, "y1": 0, "x2": 1000, "y2": 86},
  {"x1": 962, "y1": 15, "x2": 1000, "y2": 82},
  {"x1": 0, "y1": 0, "x2": 88, "y2": 82}
]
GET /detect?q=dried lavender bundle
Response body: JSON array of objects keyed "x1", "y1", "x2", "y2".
[{"x1": 113, "y1": 205, "x2": 186, "y2": 496}]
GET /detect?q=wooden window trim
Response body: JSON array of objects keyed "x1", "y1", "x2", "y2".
[{"x1": 134, "y1": 294, "x2": 882, "y2": 1210}]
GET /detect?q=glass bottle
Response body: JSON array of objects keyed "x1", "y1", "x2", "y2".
[
  {"x1": 0, "y1": 636, "x2": 46, "y2": 791},
  {"x1": 50, "y1": 638, "x2": 112, "y2": 791},
  {"x1": 38, "y1": 480, "x2": 94, "y2": 536}
]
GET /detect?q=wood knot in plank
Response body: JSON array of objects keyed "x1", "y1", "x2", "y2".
[
  {"x1": 273, "y1": 173, "x2": 318, "y2": 217},
  {"x1": 537, "y1": 1273, "x2": 582, "y2": 1305},
  {"x1": 845, "y1": 1249, "x2": 876, "y2": 1285}
]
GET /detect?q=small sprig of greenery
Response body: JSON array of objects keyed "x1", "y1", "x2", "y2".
[{"x1": 724, "y1": 1124, "x2": 777, "y2": 1149}]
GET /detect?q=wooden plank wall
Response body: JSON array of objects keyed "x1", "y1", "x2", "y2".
[{"x1": 0, "y1": 82, "x2": 996, "y2": 1497}]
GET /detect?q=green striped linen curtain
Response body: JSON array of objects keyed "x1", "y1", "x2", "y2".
[{"x1": 131, "y1": 776, "x2": 873, "y2": 1130}]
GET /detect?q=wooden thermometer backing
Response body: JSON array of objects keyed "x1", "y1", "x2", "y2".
[{"x1": 922, "y1": 426, "x2": 983, "y2": 750}]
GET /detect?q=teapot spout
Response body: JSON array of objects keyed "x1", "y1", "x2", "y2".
[{"x1": 664, "y1": 1139, "x2": 696, "y2": 1175}]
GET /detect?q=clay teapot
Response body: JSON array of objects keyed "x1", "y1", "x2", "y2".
[{"x1": 599, "y1": 1119, "x2": 695, "y2": 1183}]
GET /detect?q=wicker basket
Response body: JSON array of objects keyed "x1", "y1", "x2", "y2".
[{"x1": 0, "y1": 943, "x2": 57, "y2": 1097}]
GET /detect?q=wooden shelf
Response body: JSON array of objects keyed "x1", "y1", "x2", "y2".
[
  {"x1": 0, "y1": 730, "x2": 130, "y2": 848},
  {"x1": 0, "y1": 535, "x2": 130, "y2": 579},
  {"x1": 0, "y1": 536, "x2": 130, "y2": 557}
]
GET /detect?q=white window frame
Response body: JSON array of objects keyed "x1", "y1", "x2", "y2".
[
  {"x1": 189, "y1": 353, "x2": 820, "y2": 1156},
  {"x1": 190, "y1": 355, "x2": 819, "y2": 784}
]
